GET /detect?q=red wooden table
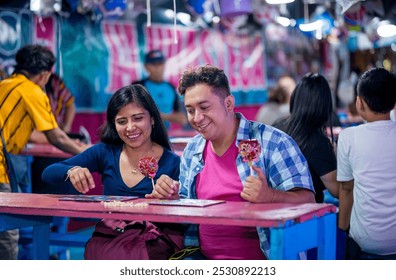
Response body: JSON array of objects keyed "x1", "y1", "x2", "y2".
[
  {"x1": 0, "y1": 193, "x2": 337, "y2": 260},
  {"x1": 22, "y1": 143, "x2": 72, "y2": 158}
]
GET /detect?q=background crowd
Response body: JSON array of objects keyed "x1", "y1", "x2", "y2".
[{"x1": 0, "y1": 42, "x2": 395, "y2": 261}]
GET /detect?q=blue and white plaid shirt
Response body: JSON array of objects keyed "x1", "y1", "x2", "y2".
[{"x1": 179, "y1": 113, "x2": 314, "y2": 259}]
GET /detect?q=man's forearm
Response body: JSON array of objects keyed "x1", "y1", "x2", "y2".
[
  {"x1": 338, "y1": 180, "x2": 354, "y2": 230},
  {"x1": 271, "y1": 188, "x2": 315, "y2": 203}
]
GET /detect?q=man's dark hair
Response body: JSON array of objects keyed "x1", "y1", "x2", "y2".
[
  {"x1": 357, "y1": 67, "x2": 396, "y2": 114},
  {"x1": 178, "y1": 65, "x2": 231, "y2": 98},
  {"x1": 14, "y1": 44, "x2": 55, "y2": 76}
]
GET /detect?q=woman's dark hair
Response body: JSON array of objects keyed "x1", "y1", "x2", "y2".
[
  {"x1": 100, "y1": 84, "x2": 172, "y2": 150},
  {"x1": 282, "y1": 73, "x2": 334, "y2": 153},
  {"x1": 14, "y1": 44, "x2": 55, "y2": 76},
  {"x1": 357, "y1": 67, "x2": 396, "y2": 114},
  {"x1": 178, "y1": 65, "x2": 230, "y2": 98}
]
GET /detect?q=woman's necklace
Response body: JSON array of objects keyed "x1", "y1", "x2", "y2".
[{"x1": 123, "y1": 144, "x2": 156, "y2": 175}]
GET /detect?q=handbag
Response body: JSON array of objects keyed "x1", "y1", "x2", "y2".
[{"x1": 84, "y1": 219, "x2": 184, "y2": 260}]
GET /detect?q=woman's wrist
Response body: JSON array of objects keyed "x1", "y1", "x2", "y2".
[{"x1": 65, "y1": 166, "x2": 81, "y2": 181}]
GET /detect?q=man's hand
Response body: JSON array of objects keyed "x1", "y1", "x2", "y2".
[
  {"x1": 145, "y1": 174, "x2": 180, "y2": 199},
  {"x1": 241, "y1": 165, "x2": 274, "y2": 203}
]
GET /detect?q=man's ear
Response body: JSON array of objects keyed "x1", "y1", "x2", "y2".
[
  {"x1": 356, "y1": 96, "x2": 365, "y2": 111},
  {"x1": 225, "y1": 95, "x2": 234, "y2": 112}
]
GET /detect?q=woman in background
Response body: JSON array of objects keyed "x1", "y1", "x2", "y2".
[
  {"x1": 256, "y1": 75, "x2": 296, "y2": 125},
  {"x1": 273, "y1": 73, "x2": 339, "y2": 202}
]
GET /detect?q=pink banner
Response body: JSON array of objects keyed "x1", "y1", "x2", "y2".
[
  {"x1": 33, "y1": 16, "x2": 56, "y2": 53},
  {"x1": 102, "y1": 21, "x2": 140, "y2": 93},
  {"x1": 145, "y1": 24, "x2": 267, "y2": 91}
]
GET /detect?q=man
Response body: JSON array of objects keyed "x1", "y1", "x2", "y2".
[
  {"x1": 337, "y1": 67, "x2": 396, "y2": 260},
  {"x1": 132, "y1": 50, "x2": 187, "y2": 129},
  {"x1": 0, "y1": 44, "x2": 89, "y2": 260},
  {"x1": 147, "y1": 65, "x2": 315, "y2": 259}
]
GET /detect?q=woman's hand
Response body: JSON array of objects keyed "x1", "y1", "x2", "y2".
[
  {"x1": 67, "y1": 166, "x2": 95, "y2": 194},
  {"x1": 145, "y1": 174, "x2": 180, "y2": 199}
]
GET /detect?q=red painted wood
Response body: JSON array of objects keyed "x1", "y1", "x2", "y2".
[
  {"x1": 22, "y1": 143, "x2": 72, "y2": 158},
  {"x1": 0, "y1": 193, "x2": 336, "y2": 228}
]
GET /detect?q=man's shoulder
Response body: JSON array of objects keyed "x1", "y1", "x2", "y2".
[
  {"x1": 183, "y1": 135, "x2": 205, "y2": 154},
  {"x1": 238, "y1": 117, "x2": 285, "y2": 141},
  {"x1": 5, "y1": 74, "x2": 44, "y2": 97}
]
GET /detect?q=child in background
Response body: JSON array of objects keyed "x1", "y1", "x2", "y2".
[{"x1": 337, "y1": 67, "x2": 396, "y2": 260}]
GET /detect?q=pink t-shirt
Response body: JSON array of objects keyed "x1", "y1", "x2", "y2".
[{"x1": 196, "y1": 141, "x2": 265, "y2": 260}]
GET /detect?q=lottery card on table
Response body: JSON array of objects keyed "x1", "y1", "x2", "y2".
[
  {"x1": 58, "y1": 195, "x2": 138, "y2": 202},
  {"x1": 148, "y1": 199, "x2": 225, "y2": 207}
]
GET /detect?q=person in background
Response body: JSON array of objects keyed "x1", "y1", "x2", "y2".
[
  {"x1": 29, "y1": 72, "x2": 77, "y2": 143},
  {"x1": 46, "y1": 73, "x2": 76, "y2": 133},
  {"x1": 0, "y1": 44, "x2": 89, "y2": 260},
  {"x1": 132, "y1": 50, "x2": 187, "y2": 130},
  {"x1": 255, "y1": 75, "x2": 296, "y2": 125},
  {"x1": 337, "y1": 67, "x2": 396, "y2": 260},
  {"x1": 273, "y1": 73, "x2": 339, "y2": 203},
  {"x1": 147, "y1": 65, "x2": 315, "y2": 260}
]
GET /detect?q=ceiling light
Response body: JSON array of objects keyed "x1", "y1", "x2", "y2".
[
  {"x1": 377, "y1": 23, "x2": 396, "y2": 38},
  {"x1": 177, "y1": 12, "x2": 191, "y2": 25},
  {"x1": 266, "y1": 0, "x2": 295, "y2": 4},
  {"x1": 299, "y1": 20, "x2": 323, "y2": 32},
  {"x1": 276, "y1": 16, "x2": 291, "y2": 27}
]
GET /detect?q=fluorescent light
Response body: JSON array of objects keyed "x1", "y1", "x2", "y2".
[
  {"x1": 177, "y1": 12, "x2": 191, "y2": 25},
  {"x1": 164, "y1": 9, "x2": 175, "y2": 18},
  {"x1": 30, "y1": 0, "x2": 41, "y2": 12},
  {"x1": 299, "y1": 20, "x2": 323, "y2": 32},
  {"x1": 377, "y1": 24, "x2": 396, "y2": 38},
  {"x1": 266, "y1": 0, "x2": 295, "y2": 4},
  {"x1": 276, "y1": 16, "x2": 291, "y2": 27},
  {"x1": 212, "y1": 16, "x2": 220, "y2": 24}
]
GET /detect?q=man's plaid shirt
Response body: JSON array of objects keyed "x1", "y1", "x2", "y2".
[{"x1": 179, "y1": 113, "x2": 314, "y2": 259}]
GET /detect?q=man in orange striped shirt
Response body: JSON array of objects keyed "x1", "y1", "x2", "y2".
[{"x1": 0, "y1": 44, "x2": 89, "y2": 259}]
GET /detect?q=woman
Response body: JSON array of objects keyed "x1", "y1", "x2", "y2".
[
  {"x1": 273, "y1": 73, "x2": 339, "y2": 203},
  {"x1": 42, "y1": 84, "x2": 183, "y2": 260},
  {"x1": 42, "y1": 84, "x2": 180, "y2": 197}
]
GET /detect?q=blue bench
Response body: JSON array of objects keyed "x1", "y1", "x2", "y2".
[{"x1": 18, "y1": 220, "x2": 95, "y2": 260}]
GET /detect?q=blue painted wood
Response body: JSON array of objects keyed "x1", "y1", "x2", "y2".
[
  {"x1": 31, "y1": 223, "x2": 50, "y2": 260},
  {"x1": 0, "y1": 214, "x2": 51, "y2": 260},
  {"x1": 317, "y1": 213, "x2": 336, "y2": 260},
  {"x1": 19, "y1": 228, "x2": 94, "y2": 247},
  {"x1": 269, "y1": 213, "x2": 336, "y2": 260}
]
